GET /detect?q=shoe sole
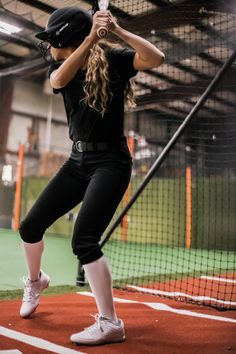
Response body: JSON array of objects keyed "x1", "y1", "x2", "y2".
[
  {"x1": 21, "y1": 304, "x2": 38, "y2": 319},
  {"x1": 71, "y1": 336, "x2": 126, "y2": 346},
  {"x1": 21, "y1": 278, "x2": 50, "y2": 319}
]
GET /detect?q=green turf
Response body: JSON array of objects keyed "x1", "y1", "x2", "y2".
[
  {"x1": 104, "y1": 240, "x2": 236, "y2": 286},
  {"x1": 0, "y1": 228, "x2": 78, "y2": 291},
  {"x1": 0, "y1": 285, "x2": 90, "y2": 301},
  {"x1": 1, "y1": 228, "x2": 235, "y2": 293}
]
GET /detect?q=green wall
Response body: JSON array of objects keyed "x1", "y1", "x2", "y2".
[{"x1": 19, "y1": 176, "x2": 236, "y2": 250}]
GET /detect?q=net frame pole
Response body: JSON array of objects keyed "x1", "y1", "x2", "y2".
[
  {"x1": 185, "y1": 166, "x2": 192, "y2": 249},
  {"x1": 13, "y1": 143, "x2": 24, "y2": 231},
  {"x1": 100, "y1": 49, "x2": 236, "y2": 248}
]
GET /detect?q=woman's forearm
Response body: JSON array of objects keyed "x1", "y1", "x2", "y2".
[
  {"x1": 50, "y1": 35, "x2": 96, "y2": 89},
  {"x1": 112, "y1": 25, "x2": 165, "y2": 70}
]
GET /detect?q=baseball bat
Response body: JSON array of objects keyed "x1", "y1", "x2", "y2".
[{"x1": 97, "y1": 0, "x2": 110, "y2": 38}]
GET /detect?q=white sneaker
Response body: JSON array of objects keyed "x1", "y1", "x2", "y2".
[
  {"x1": 20, "y1": 270, "x2": 50, "y2": 318},
  {"x1": 70, "y1": 315, "x2": 126, "y2": 346}
]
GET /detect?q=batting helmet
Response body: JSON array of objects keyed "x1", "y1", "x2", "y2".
[{"x1": 35, "y1": 6, "x2": 93, "y2": 48}]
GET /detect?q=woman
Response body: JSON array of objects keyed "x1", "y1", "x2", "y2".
[{"x1": 19, "y1": 6, "x2": 164, "y2": 346}]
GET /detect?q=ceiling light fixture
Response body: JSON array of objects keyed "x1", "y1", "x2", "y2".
[{"x1": 0, "y1": 20, "x2": 22, "y2": 35}]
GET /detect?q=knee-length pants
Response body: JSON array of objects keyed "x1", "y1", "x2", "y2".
[{"x1": 19, "y1": 143, "x2": 132, "y2": 265}]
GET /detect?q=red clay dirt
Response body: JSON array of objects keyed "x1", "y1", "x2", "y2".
[{"x1": 0, "y1": 289, "x2": 235, "y2": 354}]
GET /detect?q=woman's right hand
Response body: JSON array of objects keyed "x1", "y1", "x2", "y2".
[{"x1": 89, "y1": 11, "x2": 111, "y2": 42}]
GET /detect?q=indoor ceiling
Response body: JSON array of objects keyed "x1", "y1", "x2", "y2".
[{"x1": 0, "y1": 0, "x2": 235, "y2": 119}]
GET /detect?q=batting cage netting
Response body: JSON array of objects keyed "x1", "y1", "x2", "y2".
[{"x1": 101, "y1": 0, "x2": 236, "y2": 310}]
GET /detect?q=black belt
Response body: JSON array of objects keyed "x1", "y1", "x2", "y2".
[{"x1": 73, "y1": 141, "x2": 109, "y2": 153}]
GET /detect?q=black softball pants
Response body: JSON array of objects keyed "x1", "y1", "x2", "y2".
[{"x1": 19, "y1": 143, "x2": 132, "y2": 265}]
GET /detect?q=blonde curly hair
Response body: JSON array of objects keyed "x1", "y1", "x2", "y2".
[{"x1": 82, "y1": 40, "x2": 136, "y2": 116}]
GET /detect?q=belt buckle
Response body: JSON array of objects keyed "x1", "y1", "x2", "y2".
[{"x1": 75, "y1": 141, "x2": 83, "y2": 152}]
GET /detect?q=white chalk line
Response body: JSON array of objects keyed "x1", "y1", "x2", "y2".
[
  {"x1": 77, "y1": 291, "x2": 236, "y2": 324},
  {"x1": 0, "y1": 351, "x2": 23, "y2": 354},
  {"x1": 200, "y1": 275, "x2": 236, "y2": 284},
  {"x1": 127, "y1": 284, "x2": 236, "y2": 307},
  {"x1": 0, "y1": 326, "x2": 86, "y2": 354}
]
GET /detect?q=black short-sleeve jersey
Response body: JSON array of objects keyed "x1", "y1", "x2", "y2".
[{"x1": 48, "y1": 47, "x2": 137, "y2": 142}]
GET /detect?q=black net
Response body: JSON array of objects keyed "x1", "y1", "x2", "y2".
[{"x1": 101, "y1": 0, "x2": 236, "y2": 310}]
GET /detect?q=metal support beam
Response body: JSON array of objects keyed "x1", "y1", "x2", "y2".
[
  {"x1": 0, "y1": 76, "x2": 14, "y2": 163},
  {"x1": 83, "y1": 0, "x2": 132, "y2": 19},
  {"x1": 18, "y1": 0, "x2": 56, "y2": 13},
  {"x1": 0, "y1": 57, "x2": 45, "y2": 77},
  {"x1": 0, "y1": 7, "x2": 43, "y2": 31},
  {"x1": 122, "y1": 0, "x2": 210, "y2": 33},
  {"x1": 0, "y1": 32, "x2": 36, "y2": 49},
  {"x1": 137, "y1": 68, "x2": 236, "y2": 106},
  {"x1": 0, "y1": 49, "x2": 21, "y2": 61},
  {"x1": 146, "y1": 0, "x2": 168, "y2": 7}
]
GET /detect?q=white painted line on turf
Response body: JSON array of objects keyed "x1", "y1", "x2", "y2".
[
  {"x1": 143, "y1": 302, "x2": 236, "y2": 324},
  {"x1": 0, "y1": 326, "x2": 86, "y2": 354},
  {"x1": 127, "y1": 284, "x2": 236, "y2": 307},
  {"x1": 200, "y1": 276, "x2": 236, "y2": 284},
  {"x1": 77, "y1": 291, "x2": 137, "y2": 303},
  {"x1": 0, "y1": 351, "x2": 23, "y2": 354},
  {"x1": 77, "y1": 291, "x2": 236, "y2": 324}
]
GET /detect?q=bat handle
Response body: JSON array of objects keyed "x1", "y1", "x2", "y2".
[
  {"x1": 97, "y1": 0, "x2": 109, "y2": 38},
  {"x1": 97, "y1": 26, "x2": 108, "y2": 38}
]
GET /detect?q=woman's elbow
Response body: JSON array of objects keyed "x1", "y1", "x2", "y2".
[
  {"x1": 155, "y1": 52, "x2": 165, "y2": 68},
  {"x1": 157, "y1": 53, "x2": 165, "y2": 66},
  {"x1": 134, "y1": 51, "x2": 165, "y2": 70},
  {"x1": 50, "y1": 71, "x2": 67, "y2": 89},
  {"x1": 50, "y1": 78, "x2": 66, "y2": 90},
  {"x1": 146, "y1": 52, "x2": 165, "y2": 69}
]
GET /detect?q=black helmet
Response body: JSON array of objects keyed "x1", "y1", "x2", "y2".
[{"x1": 35, "y1": 6, "x2": 92, "y2": 48}]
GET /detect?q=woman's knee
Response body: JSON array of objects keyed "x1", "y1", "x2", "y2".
[
  {"x1": 72, "y1": 234, "x2": 103, "y2": 265},
  {"x1": 19, "y1": 218, "x2": 44, "y2": 243}
]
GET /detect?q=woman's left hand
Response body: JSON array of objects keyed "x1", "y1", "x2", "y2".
[
  {"x1": 107, "y1": 11, "x2": 120, "y2": 32},
  {"x1": 90, "y1": 10, "x2": 111, "y2": 41}
]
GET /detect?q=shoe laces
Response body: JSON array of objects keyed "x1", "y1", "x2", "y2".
[
  {"x1": 86, "y1": 314, "x2": 104, "y2": 333},
  {"x1": 21, "y1": 276, "x2": 39, "y2": 302}
]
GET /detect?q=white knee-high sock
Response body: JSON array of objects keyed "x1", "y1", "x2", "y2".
[
  {"x1": 22, "y1": 239, "x2": 44, "y2": 281},
  {"x1": 83, "y1": 256, "x2": 118, "y2": 322}
]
